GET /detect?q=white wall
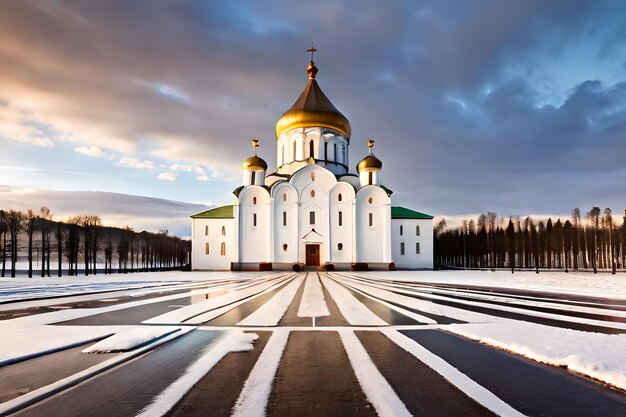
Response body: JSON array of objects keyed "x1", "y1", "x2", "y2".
[
  {"x1": 391, "y1": 218, "x2": 433, "y2": 268},
  {"x1": 355, "y1": 186, "x2": 391, "y2": 263},
  {"x1": 328, "y1": 182, "x2": 354, "y2": 264},
  {"x1": 272, "y1": 182, "x2": 299, "y2": 263},
  {"x1": 191, "y1": 217, "x2": 236, "y2": 270},
  {"x1": 238, "y1": 186, "x2": 271, "y2": 263},
  {"x1": 277, "y1": 127, "x2": 349, "y2": 175}
]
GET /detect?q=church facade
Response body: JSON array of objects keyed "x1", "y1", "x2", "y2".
[{"x1": 191, "y1": 55, "x2": 433, "y2": 271}]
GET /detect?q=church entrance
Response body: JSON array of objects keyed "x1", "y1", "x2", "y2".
[{"x1": 305, "y1": 244, "x2": 320, "y2": 266}]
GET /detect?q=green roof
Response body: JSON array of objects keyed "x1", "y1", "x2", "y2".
[
  {"x1": 391, "y1": 206, "x2": 433, "y2": 220},
  {"x1": 191, "y1": 205, "x2": 234, "y2": 219}
]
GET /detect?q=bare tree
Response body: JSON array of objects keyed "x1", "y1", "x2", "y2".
[
  {"x1": 0, "y1": 210, "x2": 7, "y2": 277},
  {"x1": 7, "y1": 210, "x2": 23, "y2": 277},
  {"x1": 38, "y1": 207, "x2": 53, "y2": 277},
  {"x1": 24, "y1": 209, "x2": 37, "y2": 278},
  {"x1": 587, "y1": 207, "x2": 601, "y2": 274}
]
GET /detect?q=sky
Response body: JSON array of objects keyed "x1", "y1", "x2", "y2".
[{"x1": 1, "y1": 0, "x2": 626, "y2": 236}]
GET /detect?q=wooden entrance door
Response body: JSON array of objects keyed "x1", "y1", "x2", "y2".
[{"x1": 305, "y1": 244, "x2": 320, "y2": 266}]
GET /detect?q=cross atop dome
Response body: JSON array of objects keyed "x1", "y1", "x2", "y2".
[
  {"x1": 307, "y1": 42, "x2": 317, "y2": 62},
  {"x1": 251, "y1": 138, "x2": 260, "y2": 155}
]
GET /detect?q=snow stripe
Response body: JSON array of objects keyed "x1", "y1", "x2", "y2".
[
  {"x1": 297, "y1": 273, "x2": 330, "y2": 318},
  {"x1": 135, "y1": 330, "x2": 258, "y2": 417},
  {"x1": 339, "y1": 330, "x2": 411, "y2": 417},
  {"x1": 237, "y1": 275, "x2": 305, "y2": 326},
  {"x1": 381, "y1": 328, "x2": 527, "y2": 417},
  {"x1": 320, "y1": 275, "x2": 387, "y2": 325},
  {"x1": 231, "y1": 329, "x2": 290, "y2": 417},
  {"x1": 82, "y1": 327, "x2": 181, "y2": 353}
]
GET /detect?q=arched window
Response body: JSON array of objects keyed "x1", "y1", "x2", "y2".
[
  {"x1": 220, "y1": 242, "x2": 226, "y2": 256},
  {"x1": 283, "y1": 193, "x2": 287, "y2": 202},
  {"x1": 253, "y1": 213, "x2": 257, "y2": 227},
  {"x1": 342, "y1": 144, "x2": 346, "y2": 164},
  {"x1": 204, "y1": 225, "x2": 208, "y2": 236},
  {"x1": 338, "y1": 243, "x2": 343, "y2": 251},
  {"x1": 400, "y1": 225, "x2": 403, "y2": 236},
  {"x1": 205, "y1": 242, "x2": 210, "y2": 255},
  {"x1": 253, "y1": 197, "x2": 257, "y2": 205},
  {"x1": 251, "y1": 171, "x2": 256, "y2": 184},
  {"x1": 293, "y1": 141, "x2": 297, "y2": 160},
  {"x1": 416, "y1": 225, "x2": 421, "y2": 236},
  {"x1": 282, "y1": 211, "x2": 287, "y2": 226},
  {"x1": 333, "y1": 143, "x2": 337, "y2": 162},
  {"x1": 338, "y1": 193, "x2": 342, "y2": 202},
  {"x1": 309, "y1": 140, "x2": 314, "y2": 158},
  {"x1": 368, "y1": 212, "x2": 373, "y2": 227},
  {"x1": 368, "y1": 172, "x2": 373, "y2": 185},
  {"x1": 221, "y1": 226, "x2": 226, "y2": 235},
  {"x1": 324, "y1": 142, "x2": 328, "y2": 161},
  {"x1": 282, "y1": 243, "x2": 288, "y2": 252}
]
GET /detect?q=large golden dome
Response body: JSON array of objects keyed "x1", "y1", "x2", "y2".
[{"x1": 275, "y1": 62, "x2": 351, "y2": 139}]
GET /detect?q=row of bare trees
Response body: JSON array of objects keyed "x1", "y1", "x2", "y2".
[
  {"x1": 434, "y1": 207, "x2": 626, "y2": 274},
  {"x1": 0, "y1": 207, "x2": 190, "y2": 277}
]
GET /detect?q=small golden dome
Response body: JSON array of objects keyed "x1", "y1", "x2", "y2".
[
  {"x1": 242, "y1": 155, "x2": 267, "y2": 171},
  {"x1": 275, "y1": 62, "x2": 351, "y2": 139},
  {"x1": 357, "y1": 154, "x2": 382, "y2": 173}
]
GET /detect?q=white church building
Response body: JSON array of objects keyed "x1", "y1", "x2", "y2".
[{"x1": 191, "y1": 53, "x2": 433, "y2": 271}]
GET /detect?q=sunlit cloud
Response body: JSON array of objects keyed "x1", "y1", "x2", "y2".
[
  {"x1": 157, "y1": 172, "x2": 177, "y2": 181},
  {"x1": 118, "y1": 156, "x2": 156, "y2": 170},
  {"x1": 74, "y1": 145, "x2": 103, "y2": 158}
]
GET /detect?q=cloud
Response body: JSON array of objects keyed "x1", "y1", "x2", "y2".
[
  {"x1": 1, "y1": 0, "x2": 625, "y2": 220},
  {"x1": 157, "y1": 172, "x2": 177, "y2": 181},
  {"x1": 118, "y1": 156, "x2": 155, "y2": 170},
  {"x1": 74, "y1": 145, "x2": 103, "y2": 157}
]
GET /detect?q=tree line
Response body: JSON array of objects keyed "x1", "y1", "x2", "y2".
[
  {"x1": 0, "y1": 207, "x2": 190, "y2": 278},
  {"x1": 434, "y1": 207, "x2": 626, "y2": 274}
]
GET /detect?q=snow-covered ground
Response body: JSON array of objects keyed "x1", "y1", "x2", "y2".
[
  {"x1": 0, "y1": 271, "x2": 271, "y2": 303},
  {"x1": 363, "y1": 270, "x2": 626, "y2": 299},
  {"x1": 445, "y1": 321, "x2": 626, "y2": 392}
]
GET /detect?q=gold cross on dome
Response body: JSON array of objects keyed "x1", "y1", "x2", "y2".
[
  {"x1": 368, "y1": 139, "x2": 375, "y2": 148},
  {"x1": 307, "y1": 42, "x2": 317, "y2": 62},
  {"x1": 251, "y1": 138, "x2": 259, "y2": 155}
]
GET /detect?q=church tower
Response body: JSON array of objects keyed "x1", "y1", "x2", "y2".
[{"x1": 275, "y1": 45, "x2": 351, "y2": 176}]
